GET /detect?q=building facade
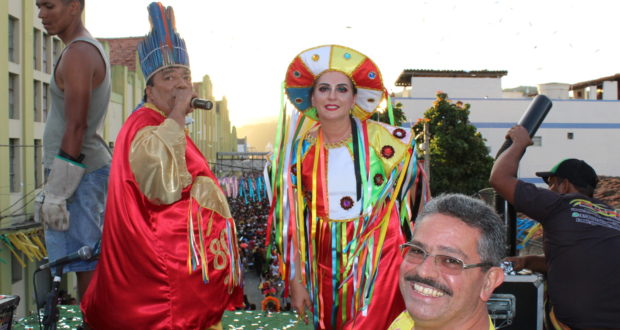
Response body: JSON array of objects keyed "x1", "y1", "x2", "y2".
[
  {"x1": 570, "y1": 74, "x2": 620, "y2": 100},
  {"x1": 192, "y1": 77, "x2": 238, "y2": 169},
  {"x1": 1, "y1": 0, "x2": 60, "y2": 226},
  {"x1": 394, "y1": 70, "x2": 620, "y2": 181},
  {"x1": 395, "y1": 69, "x2": 508, "y2": 99},
  {"x1": 1, "y1": 0, "x2": 63, "y2": 317}
]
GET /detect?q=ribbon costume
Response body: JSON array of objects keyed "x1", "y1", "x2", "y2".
[
  {"x1": 268, "y1": 45, "x2": 430, "y2": 329},
  {"x1": 81, "y1": 3, "x2": 242, "y2": 328}
]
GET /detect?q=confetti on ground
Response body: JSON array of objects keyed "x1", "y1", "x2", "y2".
[{"x1": 13, "y1": 305, "x2": 313, "y2": 329}]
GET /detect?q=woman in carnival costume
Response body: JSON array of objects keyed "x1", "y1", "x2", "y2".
[
  {"x1": 81, "y1": 3, "x2": 243, "y2": 328},
  {"x1": 267, "y1": 45, "x2": 430, "y2": 329}
]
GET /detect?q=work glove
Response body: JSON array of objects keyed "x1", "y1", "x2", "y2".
[
  {"x1": 33, "y1": 190, "x2": 44, "y2": 224},
  {"x1": 40, "y1": 156, "x2": 86, "y2": 231}
]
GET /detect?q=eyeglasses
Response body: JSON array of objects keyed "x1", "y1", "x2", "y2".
[{"x1": 399, "y1": 243, "x2": 494, "y2": 275}]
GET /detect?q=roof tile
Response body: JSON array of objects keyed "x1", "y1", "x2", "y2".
[{"x1": 98, "y1": 37, "x2": 144, "y2": 72}]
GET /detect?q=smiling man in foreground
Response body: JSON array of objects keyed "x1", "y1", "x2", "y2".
[{"x1": 389, "y1": 194, "x2": 505, "y2": 330}]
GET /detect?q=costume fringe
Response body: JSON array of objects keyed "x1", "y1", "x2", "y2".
[{"x1": 266, "y1": 88, "x2": 430, "y2": 328}]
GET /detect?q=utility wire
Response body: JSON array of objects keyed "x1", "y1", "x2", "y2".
[
  {"x1": 0, "y1": 188, "x2": 38, "y2": 216},
  {"x1": 208, "y1": 161, "x2": 267, "y2": 172},
  {"x1": 2, "y1": 194, "x2": 39, "y2": 220}
]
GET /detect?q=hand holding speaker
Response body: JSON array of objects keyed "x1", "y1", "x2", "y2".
[{"x1": 495, "y1": 94, "x2": 552, "y2": 158}]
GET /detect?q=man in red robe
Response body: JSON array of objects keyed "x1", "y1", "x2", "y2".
[{"x1": 81, "y1": 3, "x2": 243, "y2": 328}]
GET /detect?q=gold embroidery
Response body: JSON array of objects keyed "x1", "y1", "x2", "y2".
[
  {"x1": 220, "y1": 230, "x2": 230, "y2": 257},
  {"x1": 305, "y1": 131, "x2": 352, "y2": 149},
  {"x1": 207, "y1": 212, "x2": 213, "y2": 236},
  {"x1": 210, "y1": 230, "x2": 228, "y2": 270},
  {"x1": 191, "y1": 176, "x2": 232, "y2": 219},
  {"x1": 325, "y1": 136, "x2": 352, "y2": 149},
  {"x1": 321, "y1": 214, "x2": 368, "y2": 223},
  {"x1": 143, "y1": 102, "x2": 167, "y2": 118}
]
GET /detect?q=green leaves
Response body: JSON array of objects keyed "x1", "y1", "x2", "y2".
[
  {"x1": 370, "y1": 102, "x2": 408, "y2": 126},
  {"x1": 413, "y1": 92, "x2": 493, "y2": 196}
]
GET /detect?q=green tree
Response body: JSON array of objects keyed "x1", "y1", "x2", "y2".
[
  {"x1": 412, "y1": 92, "x2": 493, "y2": 195},
  {"x1": 371, "y1": 102, "x2": 407, "y2": 126}
]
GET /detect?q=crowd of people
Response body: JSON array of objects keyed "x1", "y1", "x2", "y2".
[
  {"x1": 229, "y1": 195, "x2": 270, "y2": 274},
  {"x1": 227, "y1": 193, "x2": 290, "y2": 313}
]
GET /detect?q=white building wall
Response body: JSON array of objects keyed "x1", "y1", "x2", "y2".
[
  {"x1": 588, "y1": 86, "x2": 598, "y2": 100},
  {"x1": 105, "y1": 97, "x2": 124, "y2": 144},
  {"x1": 603, "y1": 81, "x2": 618, "y2": 100},
  {"x1": 502, "y1": 91, "x2": 524, "y2": 98},
  {"x1": 409, "y1": 77, "x2": 503, "y2": 98},
  {"x1": 397, "y1": 97, "x2": 620, "y2": 180},
  {"x1": 537, "y1": 83, "x2": 570, "y2": 99}
]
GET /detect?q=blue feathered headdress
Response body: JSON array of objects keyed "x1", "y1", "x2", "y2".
[{"x1": 138, "y1": 2, "x2": 190, "y2": 81}]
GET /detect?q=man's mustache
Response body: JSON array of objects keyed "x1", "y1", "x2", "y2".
[{"x1": 404, "y1": 274, "x2": 453, "y2": 297}]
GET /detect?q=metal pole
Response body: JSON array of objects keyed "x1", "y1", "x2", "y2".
[{"x1": 423, "y1": 122, "x2": 430, "y2": 182}]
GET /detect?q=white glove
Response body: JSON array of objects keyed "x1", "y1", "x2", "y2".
[
  {"x1": 41, "y1": 156, "x2": 86, "y2": 231},
  {"x1": 33, "y1": 190, "x2": 44, "y2": 223}
]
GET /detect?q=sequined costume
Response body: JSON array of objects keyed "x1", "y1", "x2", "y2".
[{"x1": 268, "y1": 45, "x2": 429, "y2": 329}]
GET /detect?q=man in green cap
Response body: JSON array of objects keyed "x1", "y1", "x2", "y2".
[{"x1": 490, "y1": 125, "x2": 620, "y2": 329}]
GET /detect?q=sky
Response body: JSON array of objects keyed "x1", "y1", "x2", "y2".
[{"x1": 85, "y1": 0, "x2": 619, "y2": 127}]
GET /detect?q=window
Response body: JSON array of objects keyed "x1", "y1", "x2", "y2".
[
  {"x1": 9, "y1": 73, "x2": 19, "y2": 119},
  {"x1": 9, "y1": 138, "x2": 21, "y2": 193},
  {"x1": 43, "y1": 33, "x2": 50, "y2": 73},
  {"x1": 8, "y1": 16, "x2": 18, "y2": 63},
  {"x1": 532, "y1": 136, "x2": 542, "y2": 147},
  {"x1": 34, "y1": 28, "x2": 41, "y2": 71},
  {"x1": 34, "y1": 139, "x2": 43, "y2": 188},
  {"x1": 53, "y1": 39, "x2": 61, "y2": 64},
  {"x1": 42, "y1": 82, "x2": 49, "y2": 121},
  {"x1": 567, "y1": 132, "x2": 574, "y2": 140},
  {"x1": 12, "y1": 252, "x2": 23, "y2": 283},
  {"x1": 34, "y1": 80, "x2": 41, "y2": 122}
]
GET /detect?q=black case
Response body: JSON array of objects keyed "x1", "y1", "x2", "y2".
[
  {"x1": 488, "y1": 273, "x2": 544, "y2": 329},
  {"x1": 0, "y1": 295, "x2": 20, "y2": 330}
]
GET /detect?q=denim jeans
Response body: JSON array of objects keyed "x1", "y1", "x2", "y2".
[{"x1": 44, "y1": 164, "x2": 110, "y2": 272}]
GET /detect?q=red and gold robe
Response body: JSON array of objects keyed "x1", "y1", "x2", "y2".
[{"x1": 81, "y1": 104, "x2": 243, "y2": 329}]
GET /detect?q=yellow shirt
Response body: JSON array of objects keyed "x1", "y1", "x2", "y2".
[
  {"x1": 387, "y1": 311, "x2": 414, "y2": 330},
  {"x1": 387, "y1": 311, "x2": 496, "y2": 330}
]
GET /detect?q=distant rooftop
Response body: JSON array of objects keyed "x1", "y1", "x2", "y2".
[
  {"x1": 570, "y1": 73, "x2": 620, "y2": 90},
  {"x1": 98, "y1": 36, "x2": 144, "y2": 72},
  {"x1": 395, "y1": 69, "x2": 508, "y2": 87}
]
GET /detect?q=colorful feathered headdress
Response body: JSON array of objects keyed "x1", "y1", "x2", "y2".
[
  {"x1": 138, "y1": 2, "x2": 190, "y2": 81},
  {"x1": 284, "y1": 45, "x2": 386, "y2": 121}
]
